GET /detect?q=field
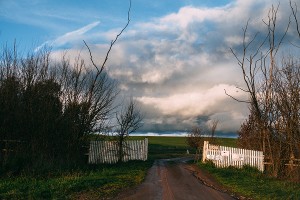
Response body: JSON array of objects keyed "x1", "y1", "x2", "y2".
[
  {"x1": 132, "y1": 136, "x2": 195, "y2": 159},
  {"x1": 130, "y1": 136, "x2": 237, "y2": 159}
]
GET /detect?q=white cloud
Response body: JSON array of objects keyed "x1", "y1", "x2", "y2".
[{"x1": 137, "y1": 84, "x2": 247, "y2": 117}]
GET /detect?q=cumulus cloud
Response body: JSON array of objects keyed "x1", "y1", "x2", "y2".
[
  {"x1": 49, "y1": 0, "x2": 297, "y2": 134},
  {"x1": 138, "y1": 84, "x2": 241, "y2": 116},
  {"x1": 137, "y1": 84, "x2": 249, "y2": 132}
]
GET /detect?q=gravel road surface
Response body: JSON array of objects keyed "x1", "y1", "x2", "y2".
[{"x1": 115, "y1": 157, "x2": 236, "y2": 200}]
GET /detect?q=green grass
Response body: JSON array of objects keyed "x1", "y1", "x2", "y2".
[
  {"x1": 131, "y1": 136, "x2": 195, "y2": 159},
  {"x1": 198, "y1": 162, "x2": 300, "y2": 200},
  {"x1": 131, "y1": 136, "x2": 237, "y2": 159},
  {"x1": 212, "y1": 138, "x2": 237, "y2": 147},
  {"x1": 0, "y1": 160, "x2": 152, "y2": 200}
]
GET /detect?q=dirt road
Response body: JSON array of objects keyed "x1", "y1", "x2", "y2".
[{"x1": 115, "y1": 157, "x2": 236, "y2": 200}]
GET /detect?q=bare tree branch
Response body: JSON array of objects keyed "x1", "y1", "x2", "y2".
[
  {"x1": 83, "y1": 0, "x2": 131, "y2": 74},
  {"x1": 290, "y1": 0, "x2": 300, "y2": 37},
  {"x1": 224, "y1": 89, "x2": 251, "y2": 103}
]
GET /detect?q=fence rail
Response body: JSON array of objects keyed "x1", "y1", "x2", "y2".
[
  {"x1": 202, "y1": 141, "x2": 264, "y2": 172},
  {"x1": 88, "y1": 139, "x2": 148, "y2": 164}
]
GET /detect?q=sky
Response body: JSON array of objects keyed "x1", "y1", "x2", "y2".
[{"x1": 1, "y1": 0, "x2": 299, "y2": 136}]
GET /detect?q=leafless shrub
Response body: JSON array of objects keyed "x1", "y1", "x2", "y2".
[
  {"x1": 208, "y1": 119, "x2": 219, "y2": 142},
  {"x1": 186, "y1": 126, "x2": 204, "y2": 150},
  {"x1": 186, "y1": 126, "x2": 205, "y2": 162}
]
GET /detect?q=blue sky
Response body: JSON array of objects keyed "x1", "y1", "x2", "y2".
[
  {"x1": 1, "y1": 0, "x2": 299, "y2": 134},
  {"x1": 0, "y1": 0, "x2": 231, "y2": 49}
]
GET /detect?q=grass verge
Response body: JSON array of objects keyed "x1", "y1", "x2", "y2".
[
  {"x1": 0, "y1": 160, "x2": 152, "y2": 200},
  {"x1": 197, "y1": 162, "x2": 300, "y2": 199}
]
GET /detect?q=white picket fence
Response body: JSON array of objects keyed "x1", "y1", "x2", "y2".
[
  {"x1": 88, "y1": 139, "x2": 148, "y2": 164},
  {"x1": 202, "y1": 141, "x2": 264, "y2": 172}
]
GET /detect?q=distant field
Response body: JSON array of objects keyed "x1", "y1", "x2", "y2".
[
  {"x1": 131, "y1": 136, "x2": 237, "y2": 159},
  {"x1": 131, "y1": 136, "x2": 237, "y2": 147}
]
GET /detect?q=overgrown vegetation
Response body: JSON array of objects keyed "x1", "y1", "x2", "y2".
[
  {"x1": 0, "y1": 1, "x2": 138, "y2": 175},
  {"x1": 198, "y1": 162, "x2": 300, "y2": 199},
  {"x1": 228, "y1": 1, "x2": 300, "y2": 181},
  {"x1": 0, "y1": 47, "x2": 107, "y2": 173}
]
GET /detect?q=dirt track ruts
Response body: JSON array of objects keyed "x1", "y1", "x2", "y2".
[{"x1": 115, "y1": 157, "x2": 236, "y2": 200}]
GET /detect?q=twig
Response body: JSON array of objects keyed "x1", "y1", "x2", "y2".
[{"x1": 224, "y1": 89, "x2": 251, "y2": 103}]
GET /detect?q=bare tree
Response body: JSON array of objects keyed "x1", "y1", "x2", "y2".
[
  {"x1": 77, "y1": 0, "x2": 132, "y2": 134},
  {"x1": 115, "y1": 99, "x2": 143, "y2": 163},
  {"x1": 186, "y1": 127, "x2": 203, "y2": 149},
  {"x1": 186, "y1": 126, "x2": 205, "y2": 162},
  {"x1": 228, "y1": 1, "x2": 300, "y2": 180},
  {"x1": 208, "y1": 119, "x2": 219, "y2": 141}
]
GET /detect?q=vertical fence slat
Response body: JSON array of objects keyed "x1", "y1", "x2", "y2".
[{"x1": 88, "y1": 139, "x2": 148, "y2": 164}]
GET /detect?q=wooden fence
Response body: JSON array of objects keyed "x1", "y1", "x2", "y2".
[
  {"x1": 202, "y1": 141, "x2": 264, "y2": 172},
  {"x1": 88, "y1": 139, "x2": 148, "y2": 164}
]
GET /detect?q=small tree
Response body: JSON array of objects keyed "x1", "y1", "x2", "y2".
[
  {"x1": 186, "y1": 127, "x2": 203, "y2": 149},
  {"x1": 186, "y1": 126, "x2": 205, "y2": 162},
  {"x1": 115, "y1": 99, "x2": 143, "y2": 163},
  {"x1": 208, "y1": 119, "x2": 219, "y2": 142}
]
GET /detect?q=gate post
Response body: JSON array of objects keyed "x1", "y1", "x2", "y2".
[{"x1": 202, "y1": 141, "x2": 209, "y2": 163}]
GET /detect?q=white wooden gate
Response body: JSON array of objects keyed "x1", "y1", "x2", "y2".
[
  {"x1": 202, "y1": 141, "x2": 264, "y2": 172},
  {"x1": 88, "y1": 139, "x2": 148, "y2": 164}
]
